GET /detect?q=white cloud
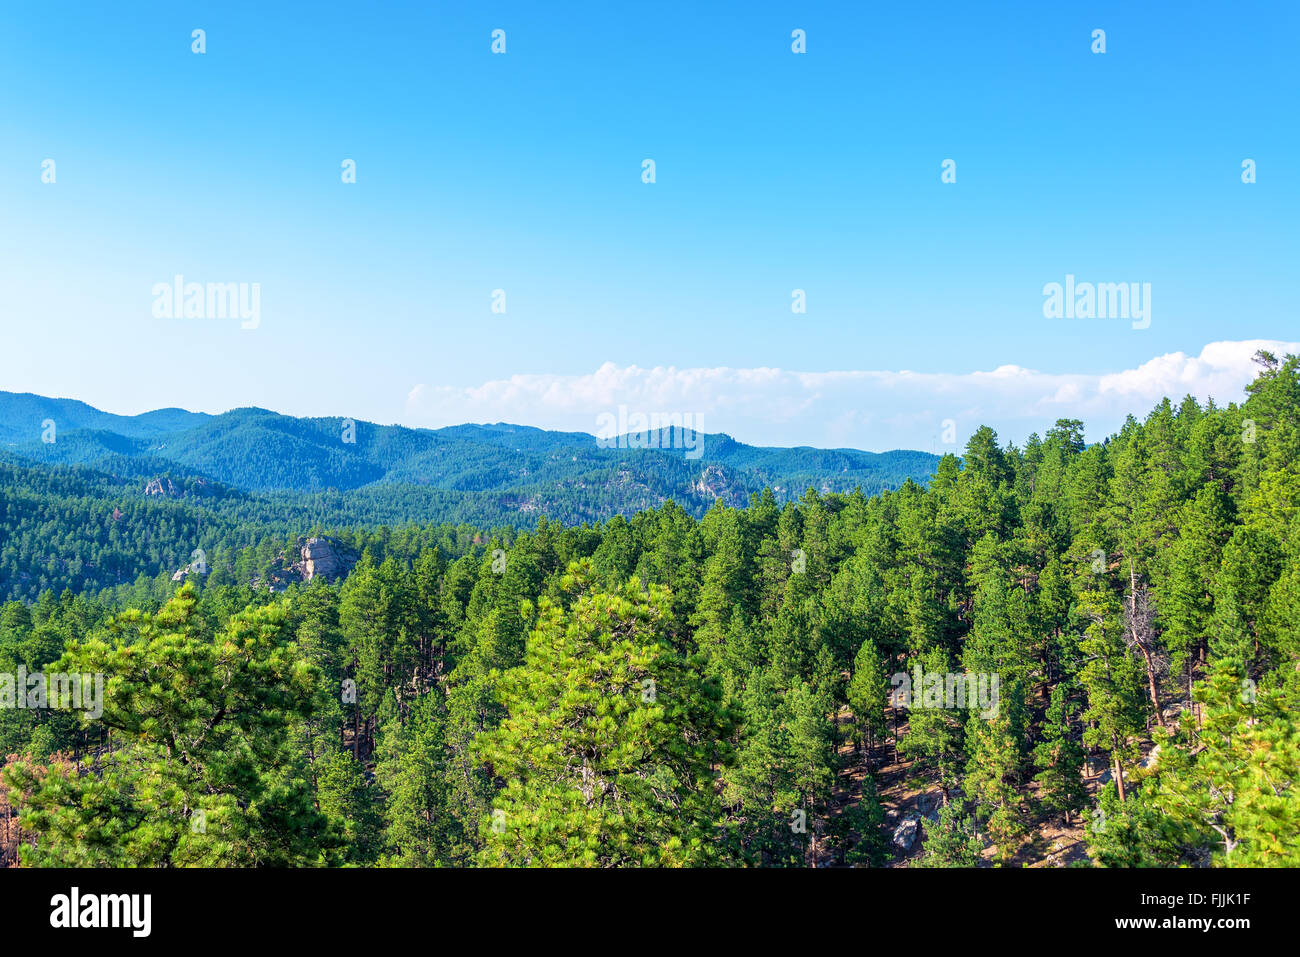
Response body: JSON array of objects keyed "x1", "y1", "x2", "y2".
[{"x1": 405, "y1": 340, "x2": 1300, "y2": 451}]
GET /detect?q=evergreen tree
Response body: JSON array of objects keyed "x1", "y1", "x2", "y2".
[
  {"x1": 474, "y1": 564, "x2": 734, "y2": 866},
  {"x1": 1033, "y1": 682, "x2": 1087, "y2": 823}
]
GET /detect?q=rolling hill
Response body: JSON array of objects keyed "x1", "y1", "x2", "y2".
[
  {"x1": 0, "y1": 391, "x2": 938, "y2": 505},
  {"x1": 0, "y1": 390, "x2": 940, "y2": 600}
]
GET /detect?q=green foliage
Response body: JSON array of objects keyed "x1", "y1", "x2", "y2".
[
  {"x1": 916, "y1": 801, "x2": 984, "y2": 868},
  {"x1": 1032, "y1": 682, "x2": 1087, "y2": 822},
  {"x1": 4, "y1": 355, "x2": 1300, "y2": 867},
  {"x1": 3, "y1": 585, "x2": 339, "y2": 866},
  {"x1": 1148, "y1": 665, "x2": 1300, "y2": 866},
  {"x1": 474, "y1": 566, "x2": 735, "y2": 866}
]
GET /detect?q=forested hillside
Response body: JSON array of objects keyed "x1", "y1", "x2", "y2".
[
  {"x1": 1, "y1": 392, "x2": 937, "y2": 498},
  {"x1": 0, "y1": 395, "x2": 937, "y2": 601},
  {"x1": 3, "y1": 352, "x2": 1299, "y2": 867}
]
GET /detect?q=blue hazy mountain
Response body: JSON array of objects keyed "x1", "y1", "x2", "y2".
[{"x1": 0, "y1": 391, "x2": 939, "y2": 509}]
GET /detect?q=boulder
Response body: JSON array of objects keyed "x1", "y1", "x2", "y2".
[{"x1": 892, "y1": 815, "x2": 921, "y2": 851}]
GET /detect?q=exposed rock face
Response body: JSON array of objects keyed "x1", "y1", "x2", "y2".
[
  {"x1": 144, "y1": 477, "x2": 178, "y2": 496},
  {"x1": 171, "y1": 555, "x2": 209, "y2": 584},
  {"x1": 234, "y1": 536, "x2": 359, "y2": 591},
  {"x1": 300, "y1": 537, "x2": 355, "y2": 582},
  {"x1": 171, "y1": 565, "x2": 204, "y2": 583},
  {"x1": 916, "y1": 792, "x2": 941, "y2": 822},
  {"x1": 892, "y1": 816, "x2": 921, "y2": 851},
  {"x1": 691, "y1": 465, "x2": 742, "y2": 505},
  {"x1": 1138, "y1": 744, "x2": 1162, "y2": 770}
]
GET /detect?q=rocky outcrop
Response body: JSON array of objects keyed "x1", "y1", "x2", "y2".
[
  {"x1": 691, "y1": 465, "x2": 743, "y2": 505},
  {"x1": 298, "y1": 537, "x2": 356, "y2": 582},
  {"x1": 144, "y1": 477, "x2": 178, "y2": 496},
  {"x1": 916, "y1": 792, "x2": 941, "y2": 822},
  {"x1": 166, "y1": 536, "x2": 361, "y2": 593},
  {"x1": 170, "y1": 560, "x2": 208, "y2": 584},
  {"x1": 227, "y1": 536, "x2": 360, "y2": 591}
]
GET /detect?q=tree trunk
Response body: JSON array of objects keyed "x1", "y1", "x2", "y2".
[
  {"x1": 1130, "y1": 560, "x2": 1164, "y2": 728},
  {"x1": 1139, "y1": 643, "x2": 1164, "y2": 728}
]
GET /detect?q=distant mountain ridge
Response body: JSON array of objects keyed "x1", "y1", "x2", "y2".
[
  {"x1": 0, "y1": 392, "x2": 210, "y2": 441},
  {"x1": 0, "y1": 390, "x2": 939, "y2": 515}
]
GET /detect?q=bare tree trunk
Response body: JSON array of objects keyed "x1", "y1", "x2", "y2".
[
  {"x1": 1111, "y1": 731, "x2": 1126, "y2": 803},
  {"x1": 1138, "y1": 643, "x2": 1164, "y2": 727},
  {"x1": 1130, "y1": 560, "x2": 1165, "y2": 728},
  {"x1": 1196, "y1": 643, "x2": 1206, "y2": 729}
]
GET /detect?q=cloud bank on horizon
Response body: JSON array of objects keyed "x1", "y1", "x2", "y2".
[{"x1": 406, "y1": 340, "x2": 1300, "y2": 452}]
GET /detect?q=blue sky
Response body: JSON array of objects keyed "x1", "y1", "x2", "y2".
[{"x1": 2, "y1": 0, "x2": 1297, "y2": 451}]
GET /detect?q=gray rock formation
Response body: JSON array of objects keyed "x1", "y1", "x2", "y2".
[
  {"x1": 916, "y1": 792, "x2": 941, "y2": 822},
  {"x1": 691, "y1": 465, "x2": 741, "y2": 505},
  {"x1": 144, "y1": 477, "x2": 178, "y2": 496},
  {"x1": 1138, "y1": 744, "x2": 1162, "y2": 770},
  {"x1": 892, "y1": 815, "x2": 921, "y2": 851},
  {"x1": 300, "y1": 537, "x2": 355, "y2": 582}
]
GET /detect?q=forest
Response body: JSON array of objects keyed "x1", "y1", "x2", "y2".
[
  {"x1": 0, "y1": 395, "x2": 939, "y2": 602},
  {"x1": 2, "y1": 351, "x2": 1298, "y2": 868}
]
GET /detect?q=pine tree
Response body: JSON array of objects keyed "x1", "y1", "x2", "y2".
[
  {"x1": 899, "y1": 647, "x2": 967, "y2": 803},
  {"x1": 915, "y1": 801, "x2": 984, "y2": 867},
  {"x1": 374, "y1": 693, "x2": 454, "y2": 865},
  {"x1": 474, "y1": 564, "x2": 734, "y2": 866},
  {"x1": 3, "y1": 585, "x2": 339, "y2": 866},
  {"x1": 1149, "y1": 665, "x2": 1300, "y2": 866},
  {"x1": 964, "y1": 686, "x2": 1030, "y2": 863},
  {"x1": 846, "y1": 638, "x2": 888, "y2": 757},
  {"x1": 1033, "y1": 682, "x2": 1087, "y2": 823},
  {"x1": 315, "y1": 750, "x2": 384, "y2": 864},
  {"x1": 1076, "y1": 588, "x2": 1147, "y2": 803},
  {"x1": 837, "y1": 775, "x2": 889, "y2": 867}
]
